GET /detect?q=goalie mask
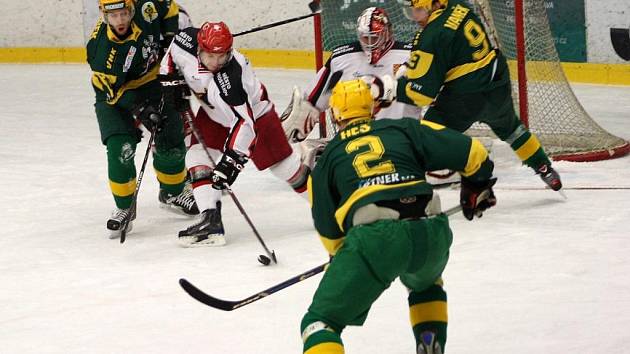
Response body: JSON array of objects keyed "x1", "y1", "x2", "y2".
[
  {"x1": 197, "y1": 22, "x2": 234, "y2": 72},
  {"x1": 329, "y1": 80, "x2": 375, "y2": 125},
  {"x1": 356, "y1": 7, "x2": 394, "y2": 65}
]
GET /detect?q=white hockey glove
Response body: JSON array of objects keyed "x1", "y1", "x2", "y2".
[
  {"x1": 280, "y1": 86, "x2": 321, "y2": 143},
  {"x1": 361, "y1": 74, "x2": 397, "y2": 107},
  {"x1": 298, "y1": 137, "x2": 329, "y2": 169}
]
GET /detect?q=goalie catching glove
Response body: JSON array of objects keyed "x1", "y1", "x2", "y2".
[
  {"x1": 210, "y1": 149, "x2": 248, "y2": 190},
  {"x1": 280, "y1": 86, "x2": 321, "y2": 143},
  {"x1": 159, "y1": 74, "x2": 191, "y2": 113},
  {"x1": 460, "y1": 177, "x2": 497, "y2": 220}
]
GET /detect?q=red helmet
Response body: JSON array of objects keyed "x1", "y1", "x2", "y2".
[
  {"x1": 197, "y1": 22, "x2": 233, "y2": 53},
  {"x1": 356, "y1": 7, "x2": 394, "y2": 64}
]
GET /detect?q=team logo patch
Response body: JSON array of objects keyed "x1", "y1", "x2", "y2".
[{"x1": 141, "y1": 2, "x2": 159, "y2": 23}]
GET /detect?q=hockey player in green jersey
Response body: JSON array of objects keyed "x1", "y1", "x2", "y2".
[
  {"x1": 369, "y1": 0, "x2": 562, "y2": 191},
  {"x1": 301, "y1": 79, "x2": 498, "y2": 354},
  {"x1": 87, "y1": 0, "x2": 198, "y2": 239}
]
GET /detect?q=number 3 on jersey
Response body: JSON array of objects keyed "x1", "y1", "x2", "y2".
[
  {"x1": 463, "y1": 19, "x2": 490, "y2": 60},
  {"x1": 345, "y1": 136, "x2": 395, "y2": 178}
]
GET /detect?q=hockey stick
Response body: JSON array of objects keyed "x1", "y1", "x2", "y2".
[
  {"x1": 432, "y1": 180, "x2": 630, "y2": 191},
  {"x1": 120, "y1": 97, "x2": 166, "y2": 243},
  {"x1": 120, "y1": 125, "x2": 156, "y2": 243},
  {"x1": 319, "y1": 70, "x2": 344, "y2": 138},
  {"x1": 179, "y1": 204, "x2": 463, "y2": 311},
  {"x1": 181, "y1": 109, "x2": 277, "y2": 265},
  {"x1": 233, "y1": 1, "x2": 321, "y2": 38}
]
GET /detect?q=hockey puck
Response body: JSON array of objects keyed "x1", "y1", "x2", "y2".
[{"x1": 258, "y1": 255, "x2": 272, "y2": 266}]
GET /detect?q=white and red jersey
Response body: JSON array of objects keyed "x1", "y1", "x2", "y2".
[
  {"x1": 160, "y1": 27, "x2": 275, "y2": 157},
  {"x1": 305, "y1": 41, "x2": 422, "y2": 120}
]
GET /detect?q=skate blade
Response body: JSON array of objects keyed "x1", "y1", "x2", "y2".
[
  {"x1": 178, "y1": 234, "x2": 226, "y2": 247},
  {"x1": 159, "y1": 202, "x2": 199, "y2": 217},
  {"x1": 108, "y1": 221, "x2": 133, "y2": 239}
]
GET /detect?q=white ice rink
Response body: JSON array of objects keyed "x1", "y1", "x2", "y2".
[{"x1": 1, "y1": 65, "x2": 629, "y2": 353}]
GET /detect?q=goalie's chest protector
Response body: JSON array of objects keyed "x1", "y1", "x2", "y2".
[
  {"x1": 328, "y1": 42, "x2": 422, "y2": 120},
  {"x1": 331, "y1": 42, "x2": 411, "y2": 83}
]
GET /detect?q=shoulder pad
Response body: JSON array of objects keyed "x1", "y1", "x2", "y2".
[
  {"x1": 173, "y1": 27, "x2": 199, "y2": 55},
  {"x1": 331, "y1": 42, "x2": 363, "y2": 59},
  {"x1": 214, "y1": 58, "x2": 247, "y2": 106}
]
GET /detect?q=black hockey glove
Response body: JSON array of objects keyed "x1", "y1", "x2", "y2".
[
  {"x1": 210, "y1": 149, "x2": 249, "y2": 190},
  {"x1": 131, "y1": 100, "x2": 165, "y2": 132},
  {"x1": 460, "y1": 177, "x2": 497, "y2": 221},
  {"x1": 159, "y1": 74, "x2": 191, "y2": 112}
]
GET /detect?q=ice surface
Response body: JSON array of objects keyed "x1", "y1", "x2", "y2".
[{"x1": 0, "y1": 65, "x2": 629, "y2": 353}]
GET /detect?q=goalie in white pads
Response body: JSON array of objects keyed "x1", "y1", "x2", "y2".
[
  {"x1": 281, "y1": 7, "x2": 422, "y2": 142},
  {"x1": 160, "y1": 22, "x2": 323, "y2": 247}
]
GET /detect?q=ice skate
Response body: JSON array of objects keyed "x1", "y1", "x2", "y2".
[
  {"x1": 178, "y1": 202, "x2": 225, "y2": 247},
  {"x1": 536, "y1": 164, "x2": 562, "y2": 191},
  {"x1": 159, "y1": 188, "x2": 199, "y2": 215},
  {"x1": 416, "y1": 331, "x2": 443, "y2": 354},
  {"x1": 107, "y1": 207, "x2": 135, "y2": 239}
]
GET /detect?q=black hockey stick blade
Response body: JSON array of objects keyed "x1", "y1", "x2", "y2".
[
  {"x1": 610, "y1": 28, "x2": 630, "y2": 61},
  {"x1": 179, "y1": 278, "x2": 243, "y2": 311},
  {"x1": 179, "y1": 262, "x2": 328, "y2": 311}
]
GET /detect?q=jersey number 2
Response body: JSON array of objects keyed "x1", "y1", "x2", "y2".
[
  {"x1": 463, "y1": 19, "x2": 490, "y2": 60},
  {"x1": 346, "y1": 136, "x2": 395, "y2": 178}
]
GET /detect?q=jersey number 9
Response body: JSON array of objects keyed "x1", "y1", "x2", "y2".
[{"x1": 463, "y1": 19, "x2": 490, "y2": 61}]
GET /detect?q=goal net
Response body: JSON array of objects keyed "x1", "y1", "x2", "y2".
[{"x1": 314, "y1": 0, "x2": 629, "y2": 162}]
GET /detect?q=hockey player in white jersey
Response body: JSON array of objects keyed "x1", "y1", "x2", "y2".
[
  {"x1": 160, "y1": 22, "x2": 319, "y2": 247},
  {"x1": 282, "y1": 7, "x2": 422, "y2": 142}
]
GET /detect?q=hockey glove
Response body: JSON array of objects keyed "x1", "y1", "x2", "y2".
[
  {"x1": 210, "y1": 149, "x2": 249, "y2": 190},
  {"x1": 280, "y1": 86, "x2": 320, "y2": 143},
  {"x1": 160, "y1": 74, "x2": 191, "y2": 113},
  {"x1": 131, "y1": 100, "x2": 165, "y2": 132},
  {"x1": 460, "y1": 177, "x2": 497, "y2": 221},
  {"x1": 361, "y1": 74, "x2": 397, "y2": 108}
]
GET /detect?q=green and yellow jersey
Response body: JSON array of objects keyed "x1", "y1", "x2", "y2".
[
  {"x1": 86, "y1": 0, "x2": 179, "y2": 108},
  {"x1": 397, "y1": 0, "x2": 509, "y2": 107},
  {"x1": 308, "y1": 118, "x2": 494, "y2": 256}
]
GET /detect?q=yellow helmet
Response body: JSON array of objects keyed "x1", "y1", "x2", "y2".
[
  {"x1": 99, "y1": 0, "x2": 134, "y2": 13},
  {"x1": 404, "y1": 0, "x2": 447, "y2": 10},
  {"x1": 329, "y1": 79, "x2": 375, "y2": 124}
]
